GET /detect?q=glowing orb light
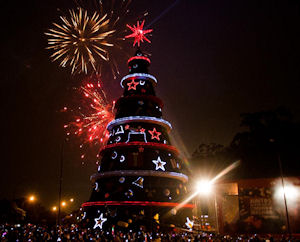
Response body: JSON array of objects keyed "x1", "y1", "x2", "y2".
[{"x1": 196, "y1": 179, "x2": 213, "y2": 196}]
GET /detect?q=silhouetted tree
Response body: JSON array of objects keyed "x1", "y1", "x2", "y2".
[
  {"x1": 192, "y1": 108, "x2": 300, "y2": 180},
  {"x1": 230, "y1": 107, "x2": 300, "y2": 178}
]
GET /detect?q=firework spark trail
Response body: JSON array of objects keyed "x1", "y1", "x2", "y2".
[
  {"x1": 64, "y1": 79, "x2": 115, "y2": 161},
  {"x1": 47, "y1": 1, "x2": 148, "y2": 77},
  {"x1": 45, "y1": 8, "x2": 115, "y2": 74},
  {"x1": 74, "y1": 0, "x2": 148, "y2": 78}
]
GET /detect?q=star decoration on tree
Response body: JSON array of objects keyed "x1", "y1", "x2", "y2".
[
  {"x1": 185, "y1": 217, "x2": 194, "y2": 229},
  {"x1": 125, "y1": 20, "x2": 153, "y2": 47},
  {"x1": 148, "y1": 128, "x2": 161, "y2": 140},
  {"x1": 127, "y1": 80, "x2": 139, "y2": 90},
  {"x1": 152, "y1": 156, "x2": 166, "y2": 171},
  {"x1": 93, "y1": 213, "x2": 107, "y2": 229}
]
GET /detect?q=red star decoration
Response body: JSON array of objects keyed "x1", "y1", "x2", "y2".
[
  {"x1": 125, "y1": 124, "x2": 130, "y2": 130},
  {"x1": 125, "y1": 20, "x2": 153, "y2": 47},
  {"x1": 127, "y1": 80, "x2": 139, "y2": 90},
  {"x1": 139, "y1": 128, "x2": 145, "y2": 133},
  {"x1": 148, "y1": 128, "x2": 161, "y2": 141}
]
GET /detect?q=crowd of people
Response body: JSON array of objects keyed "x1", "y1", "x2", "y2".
[{"x1": 0, "y1": 223, "x2": 294, "y2": 241}]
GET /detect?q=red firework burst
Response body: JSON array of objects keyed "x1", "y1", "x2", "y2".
[{"x1": 64, "y1": 76, "x2": 115, "y2": 162}]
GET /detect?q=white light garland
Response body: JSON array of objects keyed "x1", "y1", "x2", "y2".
[
  {"x1": 107, "y1": 116, "x2": 172, "y2": 131},
  {"x1": 91, "y1": 170, "x2": 188, "y2": 183},
  {"x1": 120, "y1": 73, "x2": 157, "y2": 88}
]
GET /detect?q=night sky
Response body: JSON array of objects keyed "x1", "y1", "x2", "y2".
[{"x1": 1, "y1": 0, "x2": 299, "y2": 209}]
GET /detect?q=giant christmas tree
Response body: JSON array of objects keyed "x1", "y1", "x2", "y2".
[{"x1": 82, "y1": 22, "x2": 194, "y2": 232}]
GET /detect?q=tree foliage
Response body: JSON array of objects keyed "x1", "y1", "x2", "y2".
[{"x1": 192, "y1": 108, "x2": 300, "y2": 180}]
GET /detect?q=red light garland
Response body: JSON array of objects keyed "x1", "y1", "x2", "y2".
[
  {"x1": 127, "y1": 56, "x2": 151, "y2": 64},
  {"x1": 107, "y1": 116, "x2": 172, "y2": 131},
  {"x1": 82, "y1": 201, "x2": 195, "y2": 208}
]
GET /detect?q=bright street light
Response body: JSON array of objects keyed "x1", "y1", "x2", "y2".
[
  {"x1": 28, "y1": 195, "x2": 36, "y2": 202},
  {"x1": 275, "y1": 183, "x2": 299, "y2": 202},
  {"x1": 196, "y1": 179, "x2": 213, "y2": 195},
  {"x1": 52, "y1": 206, "x2": 57, "y2": 211},
  {"x1": 61, "y1": 201, "x2": 67, "y2": 207}
]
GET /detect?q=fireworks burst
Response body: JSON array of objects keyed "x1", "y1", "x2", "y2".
[
  {"x1": 46, "y1": 1, "x2": 148, "y2": 77},
  {"x1": 64, "y1": 76, "x2": 115, "y2": 161},
  {"x1": 45, "y1": 8, "x2": 115, "y2": 74},
  {"x1": 74, "y1": 0, "x2": 149, "y2": 78}
]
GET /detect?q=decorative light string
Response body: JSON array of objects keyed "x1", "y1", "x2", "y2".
[
  {"x1": 127, "y1": 56, "x2": 151, "y2": 64},
  {"x1": 120, "y1": 73, "x2": 157, "y2": 88},
  {"x1": 82, "y1": 201, "x2": 195, "y2": 208},
  {"x1": 90, "y1": 170, "x2": 188, "y2": 182},
  {"x1": 107, "y1": 116, "x2": 172, "y2": 131}
]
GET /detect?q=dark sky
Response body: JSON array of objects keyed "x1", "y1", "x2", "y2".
[{"x1": 1, "y1": 0, "x2": 299, "y2": 209}]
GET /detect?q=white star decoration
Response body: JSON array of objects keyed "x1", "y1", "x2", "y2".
[
  {"x1": 152, "y1": 156, "x2": 166, "y2": 171},
  {"x1": 185, "y1": 217, "x2": 194, "y2": 229},
  {"x1": 93, "y1": 213, "x2": 107, "y2": 229}
]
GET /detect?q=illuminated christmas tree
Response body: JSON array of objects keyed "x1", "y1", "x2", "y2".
[{"x1": 82, "y1": 21, "x2": 194, "y2": 232}]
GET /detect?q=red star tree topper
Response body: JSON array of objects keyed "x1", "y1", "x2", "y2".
[{"x1": 125, "y1": 20, "x2": 153, "y2": 47}]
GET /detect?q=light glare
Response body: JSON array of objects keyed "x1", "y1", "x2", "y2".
[
  {"x1": 196, "y1": 180, "x2": 213, "y2": 195},
  {"x1": 28, "y1": 195, "x2": 35, "y2": 202},
  {"x1": 275, "y1": 184, "x2": 299, "y2": 201}
]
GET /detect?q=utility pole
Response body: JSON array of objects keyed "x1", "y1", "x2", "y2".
[
  {"x1": 277, "y1": 153, "x2": 291, "y2": 237},
  {"x1": 270, "y1": 138, "x2": 291, "y2": 237}
]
